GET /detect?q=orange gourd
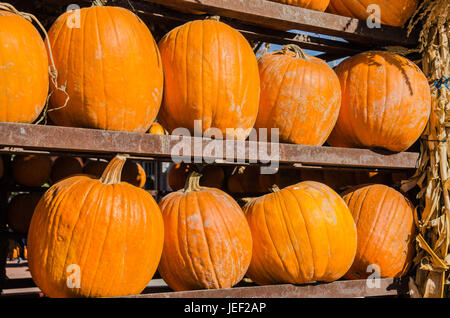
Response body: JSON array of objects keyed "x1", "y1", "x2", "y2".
[
  {"x1": 47, "y1": 5, "x2": 163, "y2": 132},
  {"x1": 270, "y1": 0, "x2": 330, "y2": 11},
  {"x1": 255, "y1": 45, "x2": 341, "y2": 145},
  {"x1": 7, "y1": 192, "x2": 42, "y2": 234},
  {"x1": 158, "y1": 172, "x2": 252, "y2": 291},
  {"x1": 244, "y1": 181, "x2": 357, "y2": 285},
  {"x1": 327, "y1": 51, "x2": 431, "y2": 152},
  {"x1": 12, "y1": 155, "x2": 52, "y2": 187},
  {"x1": 342, "y1": 184, "x2": 416, "y2": 279},
  {"x1": 0, "y1": 10, "x2": 49, "y2": 123},
  {"x1": 84, "y1": 159, "x2": 146, "y2": 188},
  {"x1": 148, "y1": 122, "x2": 166, "y2": 135},
  {"x1": 166, "y1": 163, "x2": 225, "y2": 191},
  {"x1": 50, "y1": 157, "x2": 84, "y2": 183},
  {"x1": 27, "y1": 155, "x2": 164, "y2": 297},
  {"x1": 327, "y1": 0, "x2": 419, "y2": 27},
  {"x1": 158, "y1": 19, "x2": 260, "y2": 140}
]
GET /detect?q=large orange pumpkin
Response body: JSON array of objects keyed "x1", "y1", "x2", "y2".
[
  {"x1": 158, "y1": 19, "x2": 260, "y2": 140},
  {"x1": 269, "y1": 0, "x2": 330, "y2": 11},
  {"x1": 27, "y1": 155, "x2": 164, "y2": 297},
  {"x1": 342, "y1": 184, "x2": 416, "y2": 279},
  {"x1": 7, "y1": 192, "x2": 42, "y2": 234},
  {"x1": 47, "y1": 5, "x2": 163, "y2": 132},
  {"x1": 244, "y1": 181, "x2": 357, "y2": 285},
  {"x1": 327, "y1": 0, "x2": 419, "y2": 27},
  {"x1": 0, "y1": 10, "x2": 49, "y2": 123},
  {"x1": 255, "y1": 45, "x2": 341, "y2": 145},
  {"x1": 50, "y1": 156, "x2": 84, "y2": 183},
  {"x1": 158, "y1": 172, "x2": 252, "y2": 291},
  {"x1": 83, "y1": 159, "x2": 146, "y2": 188},
  {"x1": 166, "y1": 163, "x2": 225, "y2": 191},
  {"x1": 327, "y1": 51, "x2": 431, "y2": 152},
  {"x1": 12, "y1": 155, "x2": 52, "y2": 187}
]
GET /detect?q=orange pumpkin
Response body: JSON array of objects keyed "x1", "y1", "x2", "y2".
[
  {"x1": 166, "y1": 163, "x2": 225, "y2": 191},
  {"x1": 255, "y1": 45, "x2": 341, "y2": 145},
  {"x1": 148, "y1": 122, "x2": 166, "y2": 135},
  {"x1": 158, "y1": 19, "x2": 260, "y2": 140},
  {"x1": 269, "y1": 0, "x2": 330, "y2": 11},
  {"x1": 244, "y1": 181, "x2": 357, "y2": 285},
  {"x1": 27, "y1": 155, "x2": 164, "y2": 297},
  {"x1": 47, "y1": 5, "x2": 163, "y2": 132},
  {"x1": 0, "y1": 10, "x2": 49, "y2": 123},
  {"x1": 342, "y1": 184, "x2": 416, "y2": 279},
  {"x1": 50, "y1": 156, "x2": 84, "y2": 183},
  {"x1": 158, "y1": 172, "x2": 252, "y2": 291},
  {"x1": 327, "y1": 51, "x2": 431, "y2": 152},
  {"x1": 12, "y1": 155, "x2": 52, "y2": 187},
  {"x1": 84, "y1": 159, "x2": 146, "y2": 188},
  {"x1": 7, "y1": 192, "x2": 42, "y2": 234},
  {"x1": 327, "y1": 0, "x2": 419, "y2": 27}
]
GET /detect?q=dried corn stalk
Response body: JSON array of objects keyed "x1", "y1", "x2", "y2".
[{"x1": 405, "y1": 0, "x2": 450, "y2": 298}]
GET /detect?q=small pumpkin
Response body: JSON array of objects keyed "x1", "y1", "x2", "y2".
[
  {"x1": 255, "y1": 45, "x2": 341, "y2": 145},
  {"x1": 342, "y1": 184, "x2": 416, "y2": 279},
  {"x1": 166, "y1": 163, "x2": 225, "y2": 191},
  {"x1": 158, "y1": 19, "x2": 260, "y2": 140},
  {"x1": 327, "y1": 0, "x2": 419, "y2": 27},
  {"x1": 0, "y1": 10, "x2": 49, "y2": 124},
  {"x1": 7, "y1": 192, "x2": 42, "y2": 234},
  {"x1": 244, "y1": 181, "x2": 357, "y2": 285},
  {"x1": 269, "y1": 0, "x2": 330, "y2": 11},
  {"x1": 148, "y1": 122, "x2": 166, "y2": 135},
  {"x1": 327, "y1": 51, "x2": 431, "y2": 152},
  {"x1": 27, "y1": 155, "x2": 164, "y2": 297},
  {"x1": 12, "y1": 155, "x2": 52, "y2": 187},
  {"x1": 50, "y1": 156, "x2": 84, "y2": 183},
  {"x1": 84, "y1": 159, "x2": 146, "y2": 188},
  {"x1": 47, "y1": 5, "x2": 163, "y2": 132},
  {"x1": 158, "y1": 172, "x2": 252, "y2": 291}
]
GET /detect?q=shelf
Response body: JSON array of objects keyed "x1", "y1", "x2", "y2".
[{"x1": 0, "y1": 123, "x2": 418, "y2": 170}]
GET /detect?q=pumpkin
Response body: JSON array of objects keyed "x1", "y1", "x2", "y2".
[
  {"x1": 327, "y1": 51, "x2": 431, "y2": 152},
  {"x1": 12, "y1": 155, "x2": 52, "y2": 187},
  {"x1": 84, "y1": 159, "x2": 146, "y2": 188},
  {"x1": 327, "y1": 0, "x2": 419, "y2": 27},
  {"x1": 7, "y1": 192, "x2": 42, "y2": 234},
  {"x1": 50, "y1": 156, "x2": 84, "y2": 183},
  {"x1": 158, "y1": 19, "x2": 260, "y2": 140},
  {"x1": 27, "y1": 155, "x2": 164, "y2": 297},
  {"x1": 158, "y1": 172, "x2": 252, "y2": 291},
  {"x1": 255, "y1": 45, "x2": 341, "y2": 145},
  {"x1": 269, "y1": 0, "x2": 330, "y2": 11},
  {"x1": 166, "y1": 163, "x2": 225, "y2": 191},
  {"x1": 342, "y1": 184, "x2": 416, "y2": 279},
  {"x1": 47, "y1": 5, "x2": 163, "y2": 132},
  {"x1": 244, "y1": 181, "x2": 357, "y2": 285},
  {"x1": 149, "y1": 122, "x2": 166, "y2": 135}
]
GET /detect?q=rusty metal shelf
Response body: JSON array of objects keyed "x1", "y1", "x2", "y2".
[{"x1": 0, "y1": 123, "x2": 418, "y2": 170}]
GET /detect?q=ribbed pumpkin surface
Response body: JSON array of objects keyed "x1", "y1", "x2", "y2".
[
  {"x1": 0, "y1": 11, "x2": 49, "y2": 123},
  {"x1": 255, "y1": 46, "x2": 341, "y2": 145},
  {"x1": 158, "y1": 174, "x2": 252, "y2": 291},
  {"x1": 327, "y1": 0, "x2": 419, "y2": 27},
  {"x1": 327, "y1": 51, "x2": 431, "y2": 152},
  {"x1": 158, "y1": 20, "x2": 260, "y2": 140},
  {"x1": 270, "y1": 0, "x2": 330, "y2": 11},
  {"x1": 343, "y1": 184, "x2": 416, "y2": 279},
  {"x1": 27, "y1": 156, "x2": 164, "y2": 297},
  {"x1": 47, "y1": 6, "x2": 163, "y2": 132},
  {"x1": 244, "y1": 181, "x2": 357, "y2": 285}
]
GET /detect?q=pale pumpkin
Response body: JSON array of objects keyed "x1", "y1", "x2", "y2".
[
  {"x1": 327, "y1": 51, "x2": 431, "y2": 152},
  {"x1": 27, "y1": 155, "x2": 164, "y2": 297},
  {"x1": 342, "y1": 184, "x2": 416, "y2": 279},
  {"x1": 244, "y1": 181, "x2": 357, "y2": 285},
  {"x1": 0, "y1": 11, "x2": 49, "y2": 123},
  {"x1": 158, "y1": 19, "x2": 260, "y2": 140},
  {"x1": 12, "y1": 155, "x2": 52, "y2": 187},
  {"x1": 47, "y1": 5, "x2": 163, "y2": 132},
  {"x1": 255, "y1": 45, "x2": 341, "y2": 145},
  {"x1": 158, "y1": 172, "x2": 252, "y2": 291},
  {"x1": 8, "y1": 192, "x2": 42, "y2": 234},
  {"x1": 327, "y1": 0, "x2": 419, "y2": 27},
  {"x1": 269, "y1": 0, "x2": 330, "y2": 11}
]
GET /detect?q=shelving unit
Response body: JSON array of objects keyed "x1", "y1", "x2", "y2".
[{"x1": 0, "y1": 0, "x2": 422, "y2": 298}]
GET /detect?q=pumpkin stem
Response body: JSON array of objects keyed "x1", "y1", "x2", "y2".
[
  {"x1": 99, "y1": 154, "x2": 128, "y2": 185},
  {"x1": 184, "y1": 171, "x2": 203, "y2": 192},
  {"x1": 205, "y1": 15, "x2": 220, "y2": 21},
  {"x1": 282, "y1": 44, "x2": 309, "y2": 60},
  {"x1": 92, "y1": 0, "x2": 107, "y2": 6},
  {"x1": 270, "y1": 184, "x2": 281, "y2": 193}
]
